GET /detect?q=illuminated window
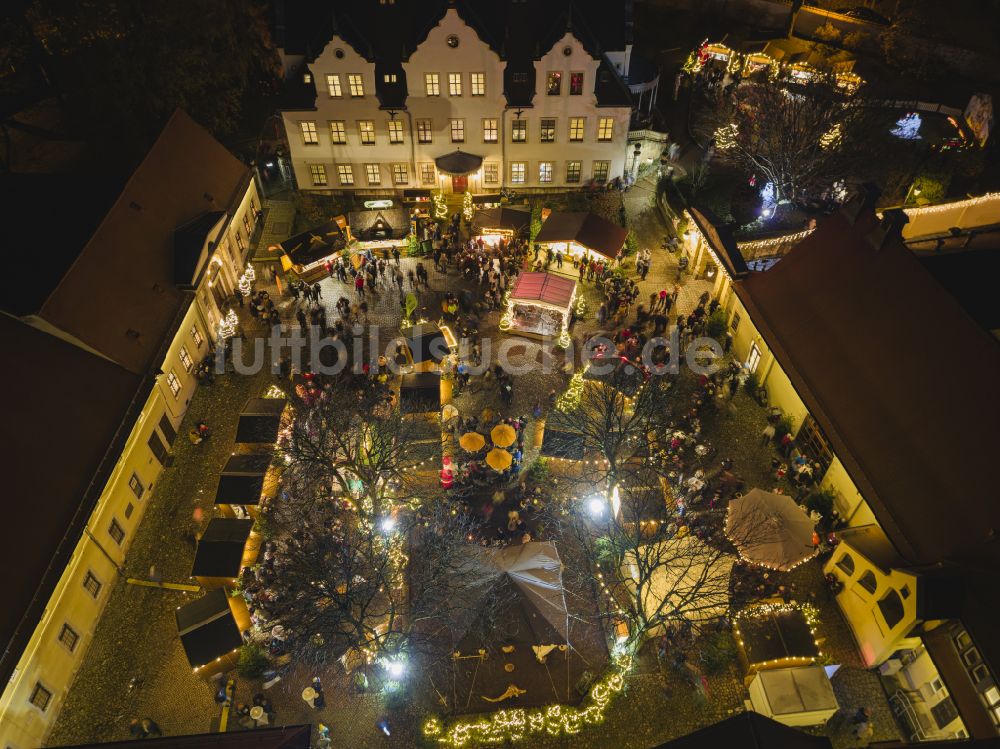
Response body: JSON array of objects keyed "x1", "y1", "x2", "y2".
[
  {"x1": 108, "y1": 518, "x2": 125, "y2": 545},
  {"x1": 383, "y1": 73, "x2": 397, "y2": 83},
  {"x1": 566, "y1": 160, "x2": 581, "y2": 183},
  {"x1": 471, "y1": 72, "x2": 485, "y2": 96},
  {"x1": 29, "y1": 683, "x2": 52, "y2": 712},
  {"x1": 592, "y1": 160, "x2": 610, "y2": 183},
  {"x1": 190, "y1": 325, "x2": 203, "y2": 347},
  {"x1": 387, "y1": 119, "x2": 404, "y2": 144},
  {"x1": 365, "y1": 164, "x2": 381, "y2": 185},
  {"x1": 450, "y1": 119, "x2": 465, "y2": 143},
  {"x1": 392, "y1": 163, "x2": 408, "y2": 184},
  {"x1": 448, "y1": 72, "x2": 462, "y2": 96},
  {"x1": 539, "y1": 162, "x2": 553, "y2": 183},
  {"x1": 419, "y1": 163, "x2": 436, "y2": 184},
  {"x1": 337, "y1": 164, "x2": 354, "y2": 185},
  {"x1": 179, "y1": 345, "x2": 193, "y2": 372},
  {"x1": 510, "y1": 162, "x2": 526, "y2": 183},
  {"x1": 303, "y1": 72, "x2": 312, "y2": 84},
  {"x1": 484, "y1": 162, "x2": 499, "y2": 184},
  {"x1": 358, "y1": 120, "x2": 375, "y2": 145},
  {"x1": 425, "y1": 73, "x2": 440, "y2": 96},
  {"x1": 483, "y1": 118, "x2": 497, "y2": 143},
  {"x1": 300, "y1": 121, "x2": 318, "y2": 144},
  {"x1": 348, "y1": 74, "x2": 364, "y2": 97},
  {"x1": 329, "y1": 120, "x2": 346, "y2": 144},
  {"x1": 309, "y1": 164, "x2": 328, "y2": 186},
  {"x1": 511, "y1": 119, "x2": 526, "y2": 143},
  {"x1": 598, "y1": 117, "x2": 614, "y2": 142},
  {"x1": 570, "y1": 72, "x2": 584, "y2": 95},
  {"x1": 569, "y1": 117, "x2": 584, "y2": 142},
  {"x1": 83, "y1": 570, "x2": 102, "y2": 598},
  {"x1": 129, "y1": 472, "x2": 144, "y2": 499},
  {"x1": 58, "y1": 624, "x2": 79, "y2": 652},
  {"x1": 326, "y1": 74, "x2": 342, "y2": 97},
  {"x1": 416, "y1": 119, "x2": 432, "y2": 143},
  {"x1": 166, "y1": 369, "x2": 181, "y2": 397},
  {"x1": 546, "y1": 71, "x2": 562, "y2": 95},
  {"x1": 540, "y1": 118, "x2": 555, "y2": 143}
]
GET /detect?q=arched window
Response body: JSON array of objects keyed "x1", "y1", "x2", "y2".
[
  {"x1": 836, "y1": 553, "x2": 855, "y2": 576},
  {"x1": 858, "y1": 570, "x2": 878, "y2": 594},
  {"x1": 878, "y1": 589, "x2": 905, "y2": 629}
]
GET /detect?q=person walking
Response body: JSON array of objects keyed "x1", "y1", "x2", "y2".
[{"x1": 355, "y1": 274, "x2": 365, "y2": 297}]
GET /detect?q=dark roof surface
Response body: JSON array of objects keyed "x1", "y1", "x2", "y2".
[
  {"x1": 733, "y1": 207, "x2": 1000, "y2": 568},
  {"x1": 279, "y1": 219, "x2": 346, "y2": 267},
  {"x1": 347, "y1": 208, "x2": 410, "y2": 240},
  {"x1": 400, "y1": 372, "x2": 442, "y2": 413},
  {"x1": 215, "y1": 453, "x2": 272, "y2": 505},
  {"x1": 0, "y1": 315, "x2": 143, "y2": 687},
  {"x1": 739, "y1": 608, "x2": 819, "y2": 666},
  {"x1": 49, "y1": 725, "x2": 312, "y2": 749},
  {"x1": 173, "y1": 211, "x2": 226, "y2": 288},
  {"x1": 175, "y1": 589, "x2": 243, "y2": 668},
  {"x1": 191, "y1": 518, "x2": 254, "y2": 578},
  {"x1": 534, "y1": 211, "x2": 628, "y2": 259},
  {"x1": 919, "y1": 250, "x2": 1000, "y2": 332},
  {"x1": 472, "y1": 206, "x2": 531, "y2": 235},
  {"x1": 406, "y1": 323, "x2": 448, "y2": 364},
  {"x1": 235, "y1": 398, "x2": 287, "y2": 444},
  {"x1": 651, "y1": 713, "x2": 832, "y2": 749},
  {"x1": 0, "y1": 173, "x2": 126, "y2": 315},
  {"x1": 434, "y1": 150, "x2": 484, "y2": 176}
]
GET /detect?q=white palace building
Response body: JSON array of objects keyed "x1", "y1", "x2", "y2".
[{"x1": 276, "y1": 0, "x2": 661, "y2": 196}]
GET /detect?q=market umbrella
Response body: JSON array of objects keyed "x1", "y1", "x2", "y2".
[
  {"x1": 442, "y1": 404, "x2": 459, "y2": 422},
  {"x1": 486, "y1": 447, "x2": 513, "y2": 472},
  {"x1": 490, "y1": 423, "x2": 517, "y2": 448},
  {"x1": 725, "y1": 489, "x2": 817, "y2": 572},
  {"x1": 459, "y1": 432, "x2": 486, "y2": 452}
]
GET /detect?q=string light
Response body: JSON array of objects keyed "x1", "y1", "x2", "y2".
[
  {"x1": 736, "y1": 228, "x2": 814, "y2": 253},
  {"x1": 895, "y1": 192, "x2": 1000, "y2": 216},
  {"x1": 714, "y1": 123, "x2": 738, "y2": 151},
  {"x1": 462, "y1": 191, "x2": 474, "y2": 222},
  {"x1": 434, "y1": 191, "x2": 448, "y2": 220},
  {"x1": 218, "y1": 308, "x2": 238, "y2": 339}
]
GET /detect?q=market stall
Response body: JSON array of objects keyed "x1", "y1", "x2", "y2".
[
  {"x1": 534, "y1": 211, "x2": 628, "y2": 266},
  {"x1": 234, "y1": 397, "x2": 289, "y2": 446},
  {"x1": 748, "y1": 665, "x2": 839, "y2": 727},
  {"x1": 176, "y1": 588, "x2": 249, "y2": 675},
  {"x1": 505, "y1": 272, "x2": 576, "y2": 341},
  {"x1": 399, "y1": 372, "x2": 444, "y2": 414},
  {"x1": 735, "y1": 605, "x2": 821, "y2": 672},
  {"x1": 191, "y1": 517, "x2": 258, "y2": 588},
  {"x1": 471, "y1": 206, "x2": 530, "y2": 247},
  {"x1": 274, "y1": 218, "x2": 347, "y2": 283},
  {"x1": 346, "y1": 207, "x2": 410, "y2": 251},
  {"x1": 214, "y1": 453, "x2": 276, "y2": 518},
  {"x1": 402, "y1": 322, "x2": 457, "y2": 372}
]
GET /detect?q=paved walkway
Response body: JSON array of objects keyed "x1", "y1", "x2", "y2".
[{"x1": 251, "y1": 199, "x2": 296, "y2": 261}]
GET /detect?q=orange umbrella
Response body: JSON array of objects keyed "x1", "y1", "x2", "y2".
[
  {"x1": 491, "y1": 423, "x2": 517, "y2": 448},
  {"x1": 459, "y1": 432, "x2": 486, "y2": 452},
  {"x1": 486, "y1": 447, "x2": 513, "y2": 472}
]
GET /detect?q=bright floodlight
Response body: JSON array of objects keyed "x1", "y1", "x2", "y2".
[
  {"x1": 385, "y1": 660, "x2": 406, "y2": 679},
  {"x1": 588, "y1": 497, "x2": 605, "y2": 517},
  {"x1": 379, "y1": 517, "x2": 396, "y2": 533}
]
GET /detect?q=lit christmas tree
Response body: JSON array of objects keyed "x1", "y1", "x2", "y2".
[
  {"x1": 462, "y1": 191, "x2": 473, "y2": 221},
  {"x1": 433, "y1": 190, "x2": 447, "y2": 219}
]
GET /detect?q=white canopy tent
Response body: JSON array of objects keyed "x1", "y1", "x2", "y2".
[{"x1": 748, "y1": 665, "x2": 839, "y2": 727}]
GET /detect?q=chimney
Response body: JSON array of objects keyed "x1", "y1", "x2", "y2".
[{"x1": 865, "y1": 208, "x2": 909, "y2": 251}]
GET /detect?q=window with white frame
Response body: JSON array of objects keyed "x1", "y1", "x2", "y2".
[
  {"x1": 309, "y1": 164, "x2": 328, "y2": 186},
  {"x1": 569, "y1": 117, "x2": 584, "y2": 142},
  {"x1": 337, "y1": 164, "x2": 354, "y2": 185},
  {"x1": 29, "y1": 683, "x2": 52, "y2": 712},
  {"x1": 166, "y1": 369, "x2": 181, "y2": 397},
  {"x1": 326, "y1": 74, "x2": 342, "y2": 97},
  {"x1": 539, "y1": 162, "x2": 553, "y2": 183},
  {"x1": 425, "y1": 73, "x2": 440, "y2": 96},
  {"x1": 511, "y1": 119, "x2": 527, "y2": 143},
  {"x1": 348, "y1": 74, "x2": 364, "y2": 96},
  {"x1": 83, "y1": 570, "x2": 102, "y2": 598},
  {"x1": 484, "y1": 162, "x2": 499, "y2": 184},
  {"x1": 597, "y1": 117, "x2": 614, "y2": 142},
  {"x1": 540, "y1": 118, "x2": 555, "y2": 143},
  {"x1": 190, "y1": 325, "x2": 203, "y2": 347},
  {"x1": 416, "y1": 119, "x2": 432, "y2": 143},
  {"x1": 483, "y1": 118, "x2": 497, "y2": 143},
  {"x1": 419, "y1": 163, "x2": 436, "y2": 184},
  {"x1": 592, "y1": 160, "x2": 610, "y2": 183},
  {"x1": 392, "y1": 164, "x2": 408, "y2": 184},
  {"x1": 179, "y1": 345, "x2": 193, "y2": 372},
  {"x1": 566, "y1": 160, "x2": 582, "y2": 183},
  {"x1": 471, "y1": 72, "x2": 485, "y2": 96},
  {"x1": 570, "y1": 72, "x2": 584, "y2": 95},
  {"x1": 329, "y1": 120, "x2": 346, "y2": 144},
  {"x1": 108, "y1": 518, "x2": 125, "y2": 545},
  {"x1": 358, "y1": 120, "x2": 375, "y2": 145},
  {"x1": 387, "y1": 119, "x2": 404, "y2": 144},
  {"x1": 450, "y1": 119, "x2": 464, "y2": 143},
  {"x1": 300, "y1": 121, "x2": 318, "y2": 144},
  {"x1": 448, "y1": 72, "x2": 462, "y2": 96},
  {"x1": 58, "y1": 623, "x2": 79, "y2": 652},
  {"x1": 129, "y1": 472, "x2": 144, "y2": 500},
  {"x1": 365, "y1": 164, "x2": 381, "y2": 185},
  {"x1": 510, "y1": 162, "x2": 526, "y2": 183}
]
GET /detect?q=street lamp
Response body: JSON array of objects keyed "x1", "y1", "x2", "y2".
[{"x1": 631, "y1": 142, "x2": 643, "y2": 183}]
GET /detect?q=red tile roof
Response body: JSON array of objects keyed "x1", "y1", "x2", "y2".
[{"x1": 511, "y1": 272, "x2": 577, "y2": 308}]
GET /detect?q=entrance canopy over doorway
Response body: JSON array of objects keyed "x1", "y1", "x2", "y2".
[{"x1": 434, "y1": 150, "x2": 483, "y2": 176}]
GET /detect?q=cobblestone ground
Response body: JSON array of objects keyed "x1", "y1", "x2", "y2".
[{"x1": 48, "y1": 189, "x2": 898, "y2": 748}]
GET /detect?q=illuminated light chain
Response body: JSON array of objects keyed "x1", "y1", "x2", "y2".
[
  {"x1": 462, "y1": 191, "x2": 474, "y2": 222},
  {"x1": 218, "y1": 308, "x2": 238, "y2": 339},
  {"x1": 555, "y1": 368, "x2": 586, "y2": 412},
  {"x1": 714, "y1": 123, "x2": 738, "y2": 151},
  {"x1": 238, "y1": 263, "x2": 256, "y2": 296},
  {"x1": 422, "y1": 654, "x2": 632, "y2": 746},
  {"x1": 434, "y1": 191, "x2": 448, "y2": 220},
  {"x1": 893, "y1": 191, "x2": 1000, "y2": 217},
  {"x1": 733, "y1": 602, "x2": 824, "y2": 665},
  {"x1": 736, "y1": 228, "x2": 814, "y2": 253},
  {"x1": 497, "y1": 287, "x2": 514, "y2": 331},
  {"x1": 819, "y1": 122, "x2": 842, "y2": 150},
  {"x1": 264, "y1": 384, "x2": 286, "y2": 399}
]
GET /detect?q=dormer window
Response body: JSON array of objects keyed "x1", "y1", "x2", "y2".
[
  {"x1": 303, "y1": 72, "x2": 312, "y2": 84},
  {"x1": 512, "y1": 72, "x2": 528, "y2": 84},
  {"x1": 384, "y1": 74, "x2": 397, "y2": 83}
]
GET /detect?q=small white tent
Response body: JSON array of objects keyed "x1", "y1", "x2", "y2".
[{"x1": 748, "y1": 665, "x2": 839, "y2": 726}]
